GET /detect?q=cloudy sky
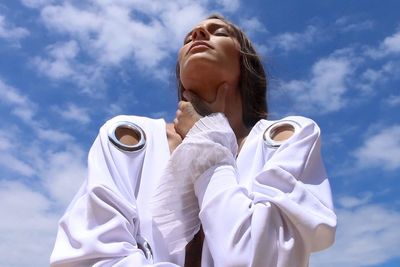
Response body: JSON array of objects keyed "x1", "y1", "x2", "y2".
[{"x1": 0, "y1": 0, "x2": 399, "y2": 266}]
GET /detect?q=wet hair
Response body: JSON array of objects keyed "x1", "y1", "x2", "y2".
[{"x1": 176, "y1": 14, "x2": 268, "y2": 127}]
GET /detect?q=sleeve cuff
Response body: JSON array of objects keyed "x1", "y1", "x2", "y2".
[
  {"x1": 187, "y1": 113, "x2": 231, "y2": 136},
  {"x1": 185, "y1": 113, "x2": 238, "y2": 157}
]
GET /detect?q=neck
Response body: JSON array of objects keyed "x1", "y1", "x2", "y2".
[
  {"x1": 229, "y1": 116, "x2": 250, "y2": 152},
  {"x1": 222, "y1": 86, "x2": 250, "y2": 148},
  {"x1": 185, "y1": 78, "x2": 224, "y2": 103}
]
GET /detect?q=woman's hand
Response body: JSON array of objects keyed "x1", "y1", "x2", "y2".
[
  {"x1": 185, "y1": 83, "x2": 229, "y2": 116},
  {"x1": 174, "y1": 83, "x2": 228, "y2": 139},
  {"x1": 166, "y1": 123, "x2": 183, "y2": 154},
  {"x1": 174, "y1": 100, "x2": 202, "y2": 139}
]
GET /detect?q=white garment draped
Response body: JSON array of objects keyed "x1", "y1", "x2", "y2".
[
  {"x1": 50, "y1": 115, "x2": 183, "y2": 267},
  {"x1": 153, "y1": 113, "x2": 336, "y2": 266},
  {"x1": 50, "y1": 113, "x2": 336, "y2": 267}
]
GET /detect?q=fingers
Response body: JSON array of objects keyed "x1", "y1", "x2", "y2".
[
  {"x1": 174, "y1": 100, "x2": 202, "y2": 138},
  {"x1": 166, "y1": 123, "x2": 182, "y2": 153},
  {"x1": 182, "y1": 90, "x2": 192, "y2": 102},
  {"x1": 183, "y1": 91, "x2": 212, "y2": 116},
  {"x1": 177, "y1": 101, "x2": 196, "y2": 114},
  {"x1": 181, "y1": 82, "x2": 229, "y2": 116}
]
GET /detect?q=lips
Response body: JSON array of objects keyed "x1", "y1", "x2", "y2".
[{"x1": 187, "y1": 41, "x2": 213, "y2": 54}]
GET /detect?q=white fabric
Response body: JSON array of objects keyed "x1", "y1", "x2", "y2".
[
  {"x1": 153, "y1": 113, "x2": 336, "y2": 266},
  {"x1": 50, "y1": 115, "x2": 183, "y2": 267},
  {"x1": 152, "y1": 113, "x2": 238, "y2": 254},
  {"x1": 50, "y1": 113, "x2": 337, "y2": 267}
]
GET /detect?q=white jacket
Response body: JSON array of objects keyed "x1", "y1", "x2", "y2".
[{"x1": 50, "y1": 113, "x2": 336, "y2": 267}]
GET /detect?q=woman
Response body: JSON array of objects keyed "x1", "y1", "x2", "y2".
[{"x1": 50, "y1": 14, "x2": 336, "y2": 267}]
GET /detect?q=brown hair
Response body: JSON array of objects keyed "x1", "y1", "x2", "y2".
[{"x1": 176, "y1": 14, "x2": 268, "y2": 127}]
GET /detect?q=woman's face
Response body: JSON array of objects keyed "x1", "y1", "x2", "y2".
[{"x1": 178, "y1": 18, "x2": 241, "y2": 102}]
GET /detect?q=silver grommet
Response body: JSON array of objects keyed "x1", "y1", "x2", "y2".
[
  {"x1": 136, "y1": 235, "x2": 153, "y2": 261},
  {"x1": 263, "y1": 120, "x2": 301, "y2": 148},
  {"x1": 108, "y1": 121, "x2": 146, "y2": 152}
]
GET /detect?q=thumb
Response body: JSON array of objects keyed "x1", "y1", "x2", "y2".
[
  {"x1": 182, "y1": 90, "x2": 193, "y2": 102},
  {"x1": 183, "y1": 90, "x2": 211, "y2": 116}
]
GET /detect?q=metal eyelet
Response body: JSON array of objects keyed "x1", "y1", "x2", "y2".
[
  {"x1": 108, "y1": 121, "x2": 146, "y2": 152},
  {"x1": 263, "y1": 120, "x2": 301, "y2": 148},
  {"x1": 136, "y1": 235, "x2": 153, "y2": 261}
]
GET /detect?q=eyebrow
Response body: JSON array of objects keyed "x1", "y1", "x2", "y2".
[{"x1": 183, "y1": 22, "x2": 230, "y2": 42}]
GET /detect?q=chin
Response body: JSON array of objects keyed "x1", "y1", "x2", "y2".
[
  {"x1": 180, "y1": 64, "x2": 221, "y2": 102},
  {"x1": 182, "y1": 81, "x2": 215, "y2": 102}
]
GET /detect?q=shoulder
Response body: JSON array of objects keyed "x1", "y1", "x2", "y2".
[
  {"x1": 253, "y1": 115, "x2": 321, "y2": 148},
  {"x1": 100, "y1": 115, "x2": 166, "y2": 131},
  {"x1": 97, "y1": 115, "x2": 167, "y2": 143},
  {"x1": 259, "y1": 115, "x2": 319, "y2": 128},
  {"x1": 104, "y1": 115, "x2": 163, "y2": 126},
  {"x1": 257, "y1": 115, "x2": 321, "y2": 134}
]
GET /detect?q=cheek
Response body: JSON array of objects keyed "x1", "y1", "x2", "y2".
[
  {"x1": 178, "y1": 48, "x2": 184, "y2": 65},
  {"x1": 178, "y1": 48, "x2": 186, "y2": 79},
  {"x1": 221, "y1": 41, "x2": 240, "y2": 75},
  {"x1": 220, "y1": 40, "x2": 240, "y2": 62},
  {"x1": 178, "y1": 45, "x2": 189, "y2": 62}
]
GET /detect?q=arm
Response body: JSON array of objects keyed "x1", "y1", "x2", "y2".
[
  {"x1": 176, "y1": 114, "x2": 336, "y2": 267},
  {"x1": 50, "y1": 116, "x2": 179, "y2": 267}
]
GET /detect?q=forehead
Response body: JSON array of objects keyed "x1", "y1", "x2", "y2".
[{"x1": 192, "y1": 18, "x2": 230, "y2": 30}]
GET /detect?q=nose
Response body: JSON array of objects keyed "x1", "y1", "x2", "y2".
[{"x1": 191, "y1": 26, "x2": 209, "y2": 41}]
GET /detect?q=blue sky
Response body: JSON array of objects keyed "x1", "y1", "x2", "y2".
[{"x1": 0, "y1": 0, "x2": 399, "y2": 266}]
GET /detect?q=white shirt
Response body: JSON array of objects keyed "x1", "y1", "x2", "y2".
[{"x1": 50, "y1": 114, "x2": 337, "y2": 267}]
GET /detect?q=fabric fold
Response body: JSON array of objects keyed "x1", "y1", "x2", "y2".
[{"x1": 151, "y1": 113, "x2": 238, "y2": 254}]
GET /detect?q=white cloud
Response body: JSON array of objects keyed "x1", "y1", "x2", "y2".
[
  {"x1": 335, "y1": 17, "x2": 374, "y2": 32},
  {"x1": 24, "y1": 1, "x2": 211, "y2": 88},
  {"x1": 33, "y1": 40, "x2": 79, "y2": 79},
  {"x1": 21, "y1": 0, "x2": 53, "y2": 8},
  {"x1": 336, "y1": 194, "x2": 372, "y2": 209},
  {"x1": 239, "y1": 17, "x2": 267, "y2": 38},
  {"x1": 282, "y1": 55, "x2": 353, "y2": 113},
  {"x1": 311, "y1": 202, "x2": 400, "y2": 267},
  {"x1": 382, "y1": 31, "x2": 400, "y2": 54},
  {"x1": 158, "y1": 3, "x2": 208, "y2": 49},
  {"x1": 360, "y1": 60, "x2": 400, "y2": 88},
  {"x1": 0, "y1": 14, "x2": 29, "y2": 42},
  {"x1": 269, "y1": 25, "x2": 319, "y2": 52},
  {"x1": 32, "y1": 40, "x2": 106, "y2": 94},
  {"x1": 0, "y1": 124, "x2": 86, "y2": 265},
  {"x1": 386, "y1": 94, "x2": 400, "y2": 107},
  {"x1": 0, "y1": 128, "x2": 35, "y2": 177},
  {"x1": 0, "y1": 135, "x2": 11, "y2": 151},
  {"x1": 0, "y1": 154, "x2": 35, "y2": 177},
  {"x1": 40, "y1": 145, "x2": 86, "y2": 207},
  {"x1": 356, "y1": 62, "x2": 396, "y2": 94},
  {"x1": 39, "y1": 2, "x2": 206, "y2": 67},
  {"x1": 366, "y1": 29, "x2": 400, "y2": 58},
  {"x1": 41, "y1": 3, "x2": 101, "y2": 35},
  {"x1": 0, "y1": 181, "x2": 59, "y2": 267},
  {"x1": 0, "y1": 79, "x2": 86, "y2": 205},
  {"x1": 55, "y1": 103, "x2": 91, "y2": 124},
  {"x1": 353, "y1": 124, "x2": 400, "y2": 171},
  {"x1": 215, "y1": 0, "x2": 240, "y2": 13},
  {"x1": 35, "y1": 128, "x2": 74, "y2": 143},
  {"x1": 0, "y1": 108, "x2": 88, "y2": 267},
  {"x1": 0, "y1": 79, "x2": 37, "y2": 122},
  {"x1": 0, "y1": 78, "x2": 75, "y2": 143}
]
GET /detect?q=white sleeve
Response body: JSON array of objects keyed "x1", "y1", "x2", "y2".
[
  {"x1": 181, "y1": 114, "x2": 337, "y2": 267},
  {"x1": 50, "y1": 116, "x2": 179, "y2": 267}
]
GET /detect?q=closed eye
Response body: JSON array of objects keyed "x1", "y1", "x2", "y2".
[
  {"x1": 215, "y1": 32, "x2": 228, "y2": 36},
  {"x1": 184, "y1": 37, "x2": 192, "y2": 44},
  {"x1": 214, "y1": 28, "x2": 230, "y2": 36}
]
